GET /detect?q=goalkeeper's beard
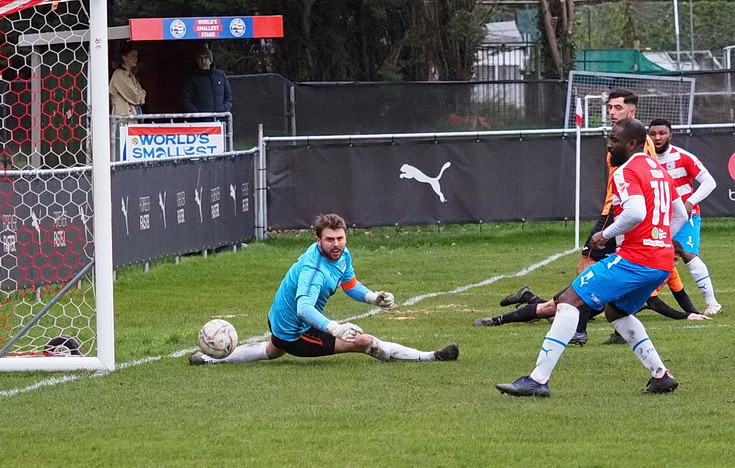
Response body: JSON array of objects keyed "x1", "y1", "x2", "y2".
[{"x1": 322, "y1": 246, "x2": 343, "y2": 261}]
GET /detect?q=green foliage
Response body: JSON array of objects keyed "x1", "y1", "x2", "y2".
[
  {"x1": 576, "y1": 0, "x2": 735, "y2": 53},
  {"x1": 2, "y1": 219, "x2": 734, "y2": 466},
  {"x1": 109, "y1": 0, "x2": 489, "y2": 81}
]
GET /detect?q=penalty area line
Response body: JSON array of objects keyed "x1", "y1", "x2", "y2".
[{"x1": 1, "y1": 248, "x2": 576, "y2": 398}]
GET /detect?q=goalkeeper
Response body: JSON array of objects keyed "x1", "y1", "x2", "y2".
[{"x1": 190, "y1": 213, "x2": 459, "y2": 365}]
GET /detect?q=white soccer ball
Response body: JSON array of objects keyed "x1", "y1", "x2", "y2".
[{"x1": 198, "y1": 319, "x2": 238, "y2": 359}]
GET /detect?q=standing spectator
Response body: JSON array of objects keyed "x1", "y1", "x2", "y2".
[
  {"x1": 182, "y1": 46, "x2": 233, "y2": 114},
  {"x1": 109, "y1": 45, "x2": 146, "y2": 116}
]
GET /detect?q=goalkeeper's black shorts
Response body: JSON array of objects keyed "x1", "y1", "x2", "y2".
[{"x1": 270, "y1": 324, "x2": 336, "y2": 357}]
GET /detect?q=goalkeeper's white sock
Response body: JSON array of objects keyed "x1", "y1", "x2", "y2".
[
  {"x1": 610, "y1": 315, "x2": 666, "y2": 378},
  {"x1": 529, "y1": 303, "x2": 578, "y2": 384},
  {"x1": 366, "y1": 337, "x2": 434, "y2": 362},
  {"x1": 219, "y1": 342, "x2": 269, "y2": 363},
  {"x1": 685, "y1": 257, "x2": 719, "y2": 305}
]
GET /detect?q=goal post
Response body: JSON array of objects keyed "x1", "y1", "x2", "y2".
[
  {"x1": 565, "y1": 70, "x2": 696, "y2": 129},
  {"x1": 0, "y1": 0, "x2": 114, "y2": 371}
]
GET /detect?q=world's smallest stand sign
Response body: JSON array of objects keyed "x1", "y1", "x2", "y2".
[{"x1": 129, "y1": 16, "x2": 284, "y2": 41}]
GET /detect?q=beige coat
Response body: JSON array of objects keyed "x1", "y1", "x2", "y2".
[{"x1": 109, "y1": 68, "x2": 146, "y2": 116}]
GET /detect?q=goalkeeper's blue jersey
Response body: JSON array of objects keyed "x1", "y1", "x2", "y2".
[{"x1": 269, "y1": 242, "x2": 356, "y2": 341}]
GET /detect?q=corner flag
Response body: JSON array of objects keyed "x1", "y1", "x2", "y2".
[{"x1": 575, "y1": 97, "x2": 583, "y2": 128}]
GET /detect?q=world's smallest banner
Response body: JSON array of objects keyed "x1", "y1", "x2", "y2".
[{"x1": 129, "y1": 16, "x2": 284, "y2": 41}]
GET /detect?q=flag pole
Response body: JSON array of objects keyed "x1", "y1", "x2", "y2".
[{"x1": 575, "y1": 96, "x2": 582, "y2": 250}]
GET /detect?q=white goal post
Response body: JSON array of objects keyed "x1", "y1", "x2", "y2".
[
  {"x1": 564, "y1": 70, "x2": 696, "y2": 129},
  {"x1": 0, "y1": 0, "x2": 114, "y2": 371}
]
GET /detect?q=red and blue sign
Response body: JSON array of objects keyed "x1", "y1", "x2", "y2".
[{"x1": 130, "y1": 16, "x2": 283, "y2": 41}]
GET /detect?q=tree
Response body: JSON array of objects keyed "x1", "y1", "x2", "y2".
[
  {"x1": 538, "y1": 0, "x2": 575, "y2": 79},
  {"x1": 109, "y1": 0, "x2": 489, "y2": 81}
]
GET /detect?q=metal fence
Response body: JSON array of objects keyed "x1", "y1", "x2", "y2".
[{"x1": 229, "y1": 70, "x2": 735, "y2": 147}]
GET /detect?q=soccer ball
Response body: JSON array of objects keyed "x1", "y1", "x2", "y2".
[
  {"x1": 198, "y1": 319, "x2": 238, "y2": 359},
  {"x1": 45, "y1": 335, "x2": 83, "y2": 356}
]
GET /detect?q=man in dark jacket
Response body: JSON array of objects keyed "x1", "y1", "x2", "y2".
[{"x1": 182, "y1": 47, "x2": 233, "y2": 113}]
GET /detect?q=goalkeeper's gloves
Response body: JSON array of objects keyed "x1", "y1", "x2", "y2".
[
  {"x1": 366, "y1": 291, "x2": 394, "y2": 309},
  {"x1": 326, "y1": 321, "x2": 363, "y2": 342},
  {"x1": 373, "y1": 291, "x2": 395, "y2": 309}
]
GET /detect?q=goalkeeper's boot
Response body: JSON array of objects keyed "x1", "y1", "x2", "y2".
[
  {"x1": 499, "y1": 285, "x2": 534, "y2": 307},
  {"x1": 496, "y1": 375, "x2": 550, "y2": 397},
  {"x1": 189, "y1": 351, "x2": 214, "y2": 365},
  {"x1": 602, "y1": 331, "x2": 626, "y2": 345},
  {"x1": 642, "y1": 370, "x2": 679, "y2": 394},
  {"x1": 568, "y1": 332, "x2": 588, "y2": 346},
  {"x1": 473, "y1": 316, "x2": 502, "y2": 327},
  {"x1": 434, "y1": 343, "x2": 460, "y2": 361}
]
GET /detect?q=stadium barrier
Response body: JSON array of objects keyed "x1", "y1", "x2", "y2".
[
  {"x1": 260, "y1": 124, "x2": 735, "y2": 235},
  {"x1": 111, "y1": 150, "x2": 256, "y2": 268}
]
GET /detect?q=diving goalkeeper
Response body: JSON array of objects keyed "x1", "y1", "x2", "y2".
[{"x1": 190, "y1": 213, "x2": 459, "y2": 365}]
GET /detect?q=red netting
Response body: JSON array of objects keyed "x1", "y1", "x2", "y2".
[
  {"x1": 0, "y1": 0, "x2": 51, "y2": 18},
  {"x1": 0, "y1": 0, "x2": 95, "y2": 358}
]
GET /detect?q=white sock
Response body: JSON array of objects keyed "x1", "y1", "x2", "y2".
[
  {"x1": 529, "y1": 303, "x2": 578, "y2": 384},
  {"x1": 611, "y1": 315, "x2": 666, "y2": 378},
  {"x1": 685, "y1": 257, "x2": 719, "y2": 305},
  {"x1": 217, "y1": 341, "x2": 269, "y2": 363},
  {"x1": 366, "y1": 338, "x2": 434, "y2": 362}
]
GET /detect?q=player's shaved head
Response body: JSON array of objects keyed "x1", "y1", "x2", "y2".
[{"x1": 613, "y1": 118, "x2": 646, "y2": 146}]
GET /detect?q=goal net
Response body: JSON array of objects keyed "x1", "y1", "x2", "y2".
[
  {"x1": 564, "y1": 70, "x2": 696, "y2": 129},
  {"x1": 0, "y1": 0, "x2": 114, "y2": 371}
]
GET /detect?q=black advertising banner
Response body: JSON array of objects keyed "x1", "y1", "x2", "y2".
[
  {"x1": 111, "y1": 155, "x2": 255, "y2": 268},
  {"x1": 266, "y1": 136, "x2": 608, "y2": 229},
  {"x1": 266, "y1": 132, "x2": 735, "y2": 230},
  {"x1": 0, "y1": 173, "x2": 93, "y2": 290}
]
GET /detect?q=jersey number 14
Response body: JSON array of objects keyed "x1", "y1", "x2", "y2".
[{"x1": 650, "y1": 180, "x2": 671, "y2": 226}]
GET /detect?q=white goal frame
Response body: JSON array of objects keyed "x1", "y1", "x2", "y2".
[
  {"x1": 0, "y1": 0, "x2": 114, "y2": 372},
  {"x1": 564, "y1": 70, "x2": 696, "y2": 130}
]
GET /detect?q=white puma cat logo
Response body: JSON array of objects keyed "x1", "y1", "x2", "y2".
[{"x1": 399, "y1": 162, "x2": 451, "y2": 202}]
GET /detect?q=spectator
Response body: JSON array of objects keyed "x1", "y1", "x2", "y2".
[
  {"x1": 109, "y1": 45, "x2": 146, "y2": 116},
  {"x1": 182, "y1": 46, "x2": 233, "y2": 114}
]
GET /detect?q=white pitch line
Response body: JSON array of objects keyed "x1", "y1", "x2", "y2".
[
  {"x1": 0, "y1": 374, "x2": 81, "y2": 397},
  {"x1": 0, "y1": 247, "x2": 622, "y2": 398},
  {"x1": 348, "y1": 248, "x2": 578, "y2": 320}
]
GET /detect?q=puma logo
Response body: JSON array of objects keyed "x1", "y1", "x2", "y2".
[{"x1": 399, "y1": 162, "x2": 451, "y2": 202}]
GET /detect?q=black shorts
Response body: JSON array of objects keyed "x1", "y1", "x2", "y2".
[
  {"x1": 580, "y1": 212, "x2": 616, "y2": 261},
  {"x1": 270, "y1": 326, "x2": 336, "y2": 357}
]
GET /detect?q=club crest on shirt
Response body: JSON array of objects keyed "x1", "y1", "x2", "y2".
[{"x1": 340, "y1": 259, "x2": 346, "y2": 272}]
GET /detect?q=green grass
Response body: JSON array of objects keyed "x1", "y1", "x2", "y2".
[{"x1": 1, "y1": 219, "x2": 734, "y2": 467}]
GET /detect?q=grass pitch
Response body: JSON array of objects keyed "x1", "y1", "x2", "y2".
[{"x1": 1, "y1": 220, "x2": 734, "y2": 467}]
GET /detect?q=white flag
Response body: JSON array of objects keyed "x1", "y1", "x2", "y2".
[{"x1": 575, "y1": 97, "x2": 583, "y2": 129}]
